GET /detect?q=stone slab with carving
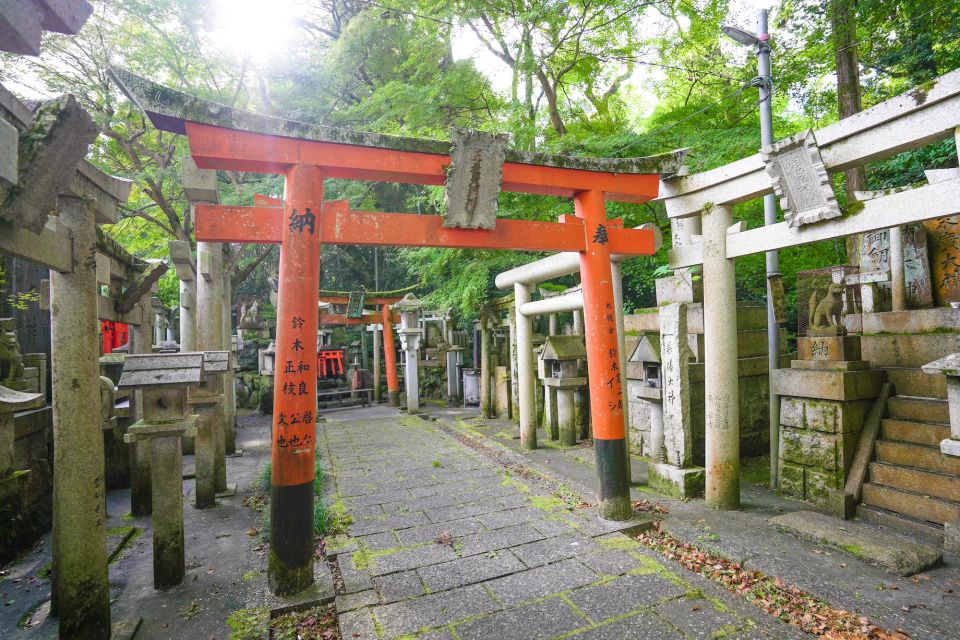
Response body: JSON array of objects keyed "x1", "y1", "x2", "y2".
[
  {"x1": 762, "y1": 129, "x2": 840, "y2": 228},
  {"x1": 443, "y1": 128, "x2": 508, "y2": 230}
]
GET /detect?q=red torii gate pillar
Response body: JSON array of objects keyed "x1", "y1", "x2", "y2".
[
  {"x1": 381, "y1": 303, "x2": 400, "y2": 406},
  {"x1": 268, "y1": 164, "x2": 323, "y2": 594}
]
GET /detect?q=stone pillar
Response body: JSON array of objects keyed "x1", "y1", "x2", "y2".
[
  {"x1": 515, "y1": 283, "x2": 536, "y2": 449},
  {"x1": 548, "y1": 314, "x2": 558, "y2": 336},
  {"x1": 129, "y1": 298, "x2": 154, "y2": 516},
  {"x1": 702, "y1": 204, "x2": 740, "y2": 510},
  {"x1": 195, "y1": 241, "x2": 226, "y2": 493},
  {"x1": 50, "y1": 196, "x2": 111, "y2": 638},
  {"x1": 189, "y1": 352, "x2": 228, "y2": 508},
  {"x1": 168, "y1": 240, "x2": 196, "y2": 351},
  {"x1": 649, "y1": 403, "x2": 664, "y2": 462},
  {"x1": 395, "y1": 294, "x2": 423, "y2": 414},
  {"x1": 480, "y1": 317, "x2": 492, "y2": 419},
  {"x1": 890, "y1": 225, "x2": 907, "y2": 312},
  {"x1": 508, "y1": 308, "x2": 518, "y2": 422},
  {"x1": 572, "y1": 309, "x2": 583, "y2": 335},
  {"x1": 446, "y1": 346, "x2": 463, "y2": 405},
  {"x1": 557, "y1": 388, "x2": 577, "y2": 446},
  {"x1": 372, "y1": 325, "x2": 382, "y2": 402},
  {"x1": 221, "y1": 255, "x2": 236, "y2": 455}
]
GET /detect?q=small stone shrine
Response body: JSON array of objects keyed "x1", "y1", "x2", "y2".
[
  {"x1": 540, "y1": 335, "x2": 587, "y2": 446},
  {"x1": 119, "y1": 352, "x2": 202, "y2": 589}
]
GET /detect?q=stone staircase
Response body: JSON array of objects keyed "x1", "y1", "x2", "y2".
[{"x1": 858, "y1": 369, "x2": 960, "y2": 542}]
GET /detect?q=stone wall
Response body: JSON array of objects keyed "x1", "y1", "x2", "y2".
[{"x1": 0, "y1": 406, "x2": 52, "y2": 563}]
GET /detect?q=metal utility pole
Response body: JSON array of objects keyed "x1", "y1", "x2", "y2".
[
  {"x1": 756, "y1": 10, "x2": 781, "y2": 491},
  {"x1": 723, "y1": 8, "x2": 780, "y2": 490}
]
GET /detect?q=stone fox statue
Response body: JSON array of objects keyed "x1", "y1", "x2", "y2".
[
  {"x1": 808, "y1": 283, "x2": 846, "y2": 331},
  {"x1": 0, "y1": 318, "x2": 24, "y2": 383}
]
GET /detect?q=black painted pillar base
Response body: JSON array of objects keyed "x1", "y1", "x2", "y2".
[
  {"x1": 594, "y1": 437, "x2": 632, "y2": 521},
  {"x1": 268, "y1": 482, "x2": 315, "y2": 596}
]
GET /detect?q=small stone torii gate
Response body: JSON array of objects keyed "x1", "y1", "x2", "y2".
[
  {"x1": 110, "y1": 68, "x2": 684, "y2": 595},
  {"x1": 660, "y1": 67, "x2": 960, "y2": 510}
]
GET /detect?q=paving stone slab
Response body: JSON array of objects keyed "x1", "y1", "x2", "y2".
[
  {"x1": 394, "y1": 516, "x2": 486, "y2": 546},
  {"x1": 509, "y1": 534, "x2": 599, "y2": 568},
  {"x1": 373, "y1": 569, "x2": 426, "y2": 604},
  {"x1": 578, "y1": 548, "x2": 645, "y2": 577},
  {"x1": 654, "y1": 596, "x2": 744, "y2": 639},
  {"x1": 454, "y1": 596, "x2": 589, "y2": 640},
  {"x1": 571, "y1": 612, "x2": 684, "y2": 640},
  {"x1": 336, "y1": 589, "x2": 379, "y2": 613},
  {"x1": 356, "y1": 531, "x2": 400, "y2": 551},
  {"x1": 457, "y1": 523, "x2": 546, "y2": 557},
  {"x1": 373, "y1": 583, "x2": 501, "y2": 637},
  {"x1": 337, "y1": 553, "x2": 375, "y2": 594},
  {"x1": 768, "y1": 510, "x2": 941, "y2": 576},
  {"x1": 418, "y1": 548, "x2": 527, "y2": 592},
  {"x1": 483, "y1": 558, "x2": 599, "y2": 607},
  {"x1": 370, "y1": 543, "x2": 461, "y2": 576},
  {"x1": 474, "y1": 506, "x2": 548, "y2": 530},
  {"x1": 338, "y1": 607, "x2": 378, "y2": 640},
  {"x1": 567, "y1": 573, "x2": 686, "y2": 623}
]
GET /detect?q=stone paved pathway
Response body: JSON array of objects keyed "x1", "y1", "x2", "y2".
[{"x1": 321, "y1": 412, "x2": 800, "y2": 640}]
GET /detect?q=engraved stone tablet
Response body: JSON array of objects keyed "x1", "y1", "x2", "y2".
[
  {"x1": 762, "y1": 129, "x2": 840, "y2": 228},
  {"x1": 443, "y1": 128, "x2": 508, "y2": 230}
]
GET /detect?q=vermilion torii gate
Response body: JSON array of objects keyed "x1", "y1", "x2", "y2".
[{"x1": 111, "y1": 68, "x2": 682, "y2": 596}]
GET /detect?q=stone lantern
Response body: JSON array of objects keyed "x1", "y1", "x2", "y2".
[
  {"x1": 627, "y1": 334, "x2": 664, "y2": 461},
  {"x1": 258, "y1": 339, "x2": 276, "y2": 376},
  {"x1": 540, "y1": 336, "x2": 587, "y2": 446},
  {"x1": 393, "y1": 293, "x2": 424, "y2": 413},
  {"x1": 119, "y1": 352, "x2": 202, "y2": 589}
]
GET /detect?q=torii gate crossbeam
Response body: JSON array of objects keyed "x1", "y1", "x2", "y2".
[{"x1": 111, "y1": 69, "x2": 674, "y2": 597}]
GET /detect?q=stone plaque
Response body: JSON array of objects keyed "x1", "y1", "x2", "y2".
[
  {"x1": 903, "y1": 223, "x2": 933, "y2": 309},
  {"x1": 443, "y1": 128, "x2": 508, "y2": 230},
  {"x1": 762, "y1": 129, "x2": 841, "y2": 228},
  {"x1": 923, "y1": 216, "x2": 960, "y2": 306},
  {"x1": 858, "y1": 229, "x2": 891, "y2": 312}
]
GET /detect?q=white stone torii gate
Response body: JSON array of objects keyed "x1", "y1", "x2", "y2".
[{"x1": 661, "y1": 67, "x2": 960, "y2": 510}]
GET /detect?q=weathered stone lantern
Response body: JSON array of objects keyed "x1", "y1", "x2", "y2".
[
  {"x1": 258, "y1": 339, "x2": 276, "y2": 376},
  {"x1": 119, "y1": 352, "x2": 202, "y2": 589},
  {"x1": 627, "y1": 334, "x2": 664, "y2": 460},
  {"x1": 393, "y1": 293, "x2": 424, "y2": 413},
  {"x1": 540, "y1": 336, "x2": 587, "y2": 445}
]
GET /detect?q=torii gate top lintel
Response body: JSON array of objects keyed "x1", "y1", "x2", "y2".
[{"x1": 110, "y1": 68, "x2": 685, "y2": 202}]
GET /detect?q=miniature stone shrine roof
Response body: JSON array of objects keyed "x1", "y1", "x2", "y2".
[
  {"x1": 629, "y1": 334, "x2": 661, "y2": 363},
  {"x1": 118, "y1": 353, "x2": 204, "y2": 388},
  {"x1": 541, "y1": 335, "x2": 587, "y2": 361},
  {"x1": 109, "y1": 68, "x2": 689, "y2": 178}
]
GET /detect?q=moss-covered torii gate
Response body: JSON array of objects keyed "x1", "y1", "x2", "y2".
[{"x1": 111, "y1": 69, "x2": 683, "y2": 596}]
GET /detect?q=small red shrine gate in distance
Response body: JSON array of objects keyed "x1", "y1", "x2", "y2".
[{"x1": 112, "y1": 69, "x2": 676, "y2": 597}]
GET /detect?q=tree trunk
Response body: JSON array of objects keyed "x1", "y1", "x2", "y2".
[{"x1": 831, "y1": 0, "x2": 866, "y2": 198}]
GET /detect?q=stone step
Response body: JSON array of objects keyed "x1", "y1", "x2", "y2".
[
  {"x1": 855, "y1": 504, "x2": 944, "y2": 546},
  {"x1": 887, "y1": 396, "x2": 950, "y2": 424},
  {"x1": 875, "y1": 440, "x2": 960, "y2": 476},
  {"x1": 869, "y1": 461, "x2": 960, "y2": 502},
  {"x1": 880, "y1": 418, "x2": 950, "y2": 447},
  {"x1": 886, "y1": 368, "x2": 947, "y2": 399},
  {"x1": 862, "y1": 483, "x2": 960, "y2": 525},
  {"x1": 860, "y1": 332, "x2": 960, "y2": 369}
]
